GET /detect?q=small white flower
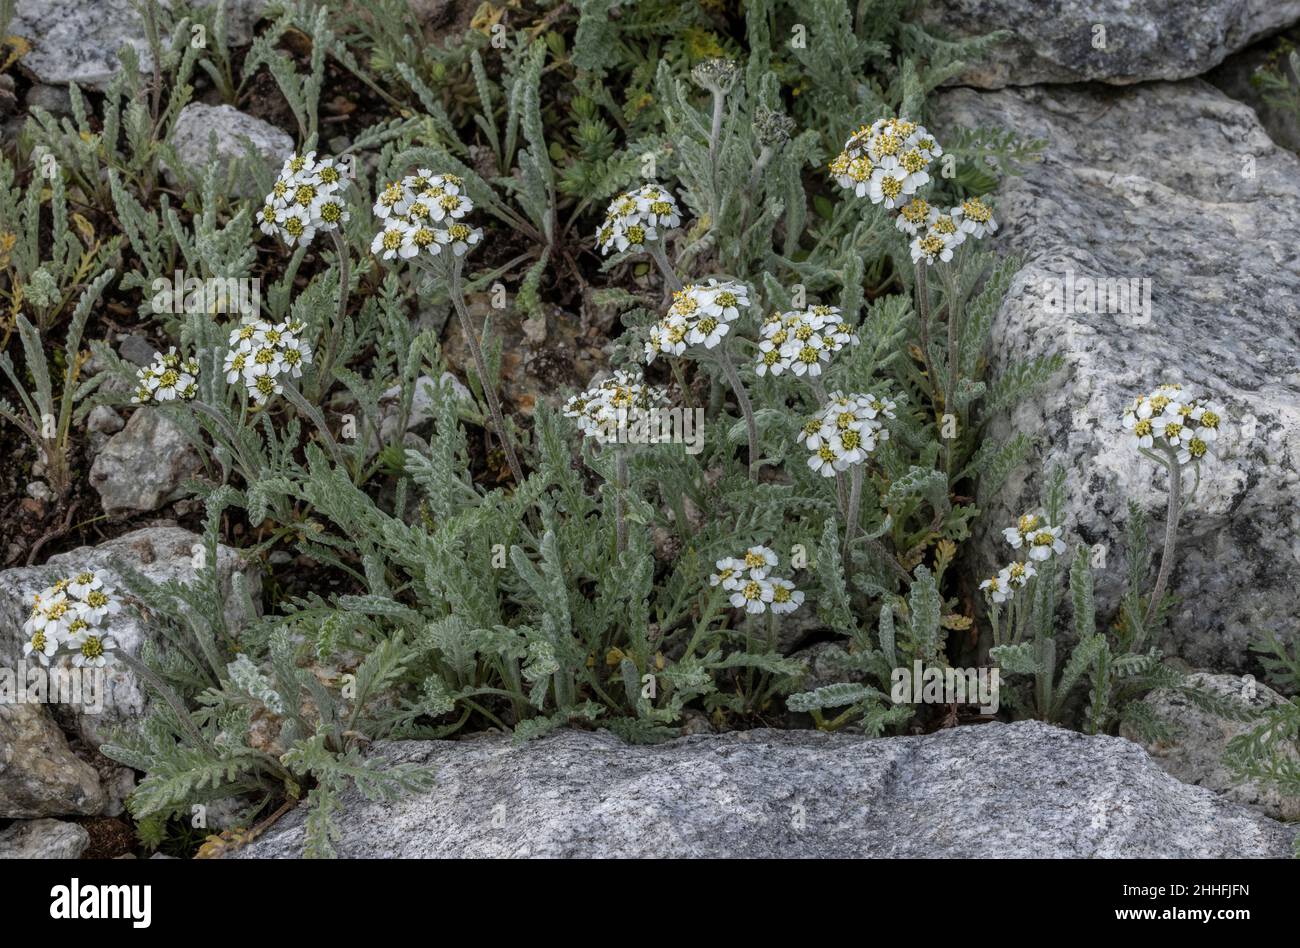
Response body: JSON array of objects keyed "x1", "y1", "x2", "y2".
[
  {"x1": 867, "y1": 156, "x2": 913, "y2": 209},
  {"x1": 768, "y1": 577, "x2": 804, "y2": 615},
  {"x1": 69, "y1": 631, "x2": 117, "y2": 669},
  {"x1": 77, "y1": 585, "x2": 121, "y2": 624},
  {"x1": 1003, "y1": 513, "x2": 1044, "y2": 550},
  {"x1": 755, "y1": 338, "x2": 788, "y2": 376},
  {"x1": 22, "y1": 628, "x2": 58, "y2": 666},
  {"x1": 372, "y1": 221, "x2": 407, "y2": 259},
  {"x1": 740, "y1": 546, "x2": 779, "y2": 578},
  {"x1": 910, "y1": 230, "x2": 953, "y2": 266},
  {"x1": 710, "y1": 557, "x2": 748, "y2": 591},
  {"x1": 1026, "y1": 525, "x2": 1067, "y2": 562},
  {"x1": 729, "y1": 576, "x2": 774, "y2": 614},
  {"x1": 957, "y1": 196, "x2": 997, "y2": 239},
  {"x1": 1004, "y1": 560, "x2": 1036, "y2": 588},
  {"x1": 67, "y1": 570, "x2": 105, "y2": 600},
  {"x1": 441, "y1": 222, "x2": 482, "y2": 257},
  {"x1": 980, "y1": 573, "x2": 1011, "y2": 604}
]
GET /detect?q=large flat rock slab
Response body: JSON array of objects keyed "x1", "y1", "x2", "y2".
[
  {"x1": 11, "y1": 0, "x2": 269, "y2": 90},
  {"x1": 924, "y1": 1, "x2": 1300, "y2": 88},
  {"x1": 935, "y1": 80, "x2": 1300, "y2": 672},
  {"x1": 237, "y1": 722, "x2": 1296, "y2": 858}
]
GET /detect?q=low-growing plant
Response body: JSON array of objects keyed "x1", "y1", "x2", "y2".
[
  {"x1": 7, "y1": 0, "x2": 1073, "y2": 855},
  {"x1": 0, "y1": 269, "x2": 115, "y2": 498}
]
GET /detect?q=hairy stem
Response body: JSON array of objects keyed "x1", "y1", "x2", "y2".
[
  {"x1": 718, "y1": 345, "x2": 758, "y2": 480},
  {"x1": 914, "y1": 262, "x2": 940, "y2": 407},
  {"x1": 843, "y1": 464, "x2": 864, "y2": 563},
  {"x1": 648, "y1": 240, "x2": 683, "y2": 294},
  {"x1": 614, "y1": 449, "x2": 629, "y2": 555},
  {"x1": 708, "y1": 89, "x2": 725, "y2": 207},
  {"x1": 450, "y1": 260, "x2": 526, "y2": 486},
  {"x1": 1144, "y1": 446, "x2": 1183, "y2": 629},
  {"x1": 312, "y1": 229, "x2": 352, "y2": 401},
  {"x1": 942, "y1": 264, "x2": 961, "y2": 477}
]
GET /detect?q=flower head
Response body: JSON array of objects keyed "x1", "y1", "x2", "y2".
[
  {"x1": 132, "y1": 347, "x2": 199, "y2": 405},
  {"x1": 690, "y1": 58, "x2": 740, "y2": 95},
  {"x1": 371, "y1": 172, "x2": 477, "y2": 264},
  {"x1": 20, "y1": 572, "x2": 123, "y2": 667},
  {"x1": 830, "y1": 117, "x2": 941, "y2": 206},
  {"x1": 1122, "y1": 385, "x2": 1225, "y2": 464},
  {"x1": 224, "y1": 318, "x2": 313, "y2": 405},
  {"x1": 957, "y1": 196, "x2": 998, "y2": 239},
  {"x1": 596, "y1": 184, "x2": 681, "y2": 256},
  {"x1": 754, "y1": 305, "x2": 859, "y2": 377},
  {"x1": 979, "y1": 573, "x2": 1011, "y2": 604},
  {"x1": 802, "y1": 391, "x2": 894, "y2": 476},
  {"x1": 1004, "y1": 513, "x2": 1066, "y2": 561},
  {"x1": 713, "y1": 547, "x2": 803, "y2": 616},
  {"x1": 259, "y1": 152, "x2": 351, "y2": 248},
  {"x1": 645, "y1": 280, "x2": 749, "y2": 363},
  {"x1": 562, "y1": 369, "x2": 668, "y2": 443}
]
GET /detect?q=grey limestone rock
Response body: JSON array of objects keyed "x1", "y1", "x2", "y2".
[{"x1": 237, "y1": 721, "x2": 1297, "y2": 858}]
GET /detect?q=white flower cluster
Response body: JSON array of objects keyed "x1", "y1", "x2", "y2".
[
  {"x1": 755, "y1": 304, "x2": 859, "y2": 377},
  {"x1": 981, "y1": 512, "x2": 1066, "y2": 605},
  {"x1": 21, "y1": 570, "x2": 121, "y2": 668},
  {"x1": 978, "y1": 560, "x2": 1037, "y2": 605},
  {"x1": 595, "y1": 183, "x2": 682, "y2": 256},
  {"x1": 709, "y1": 546, "x2": 804, "y2": 615},
  {"x1": 829, "y1": 117, "x2": 942, "y2": 208},
  {"x1": 1121, "y1": 384, "x2": 1224, "y2": 465},
  {"x1": 131, "y1": 347, "x2": 199, "y2": 404},
  {"x1": 257, "y1": 151, "x2": 351, "y2": 248},
  {"x1": 1002, "y1": 512, "x2": 1067, "y2": 563},
  {"x1": 800, "y1": 391, "x2": 895, "y2": 477},
  {"x1": 562, "y1": 369, "x2": 668, "y2": 443},
  {"x1": 223, "y1": 317, "x2": 313, "y2": 405},
  {"x1": 903, "y1": 196, "x2": 998, "y2": 266},
  {"x1": 644, "y1": 280, "x2": 749, "y2": 363},
  {"x1": 370, "y1": 171, "x2": 481, "y2": 261}
]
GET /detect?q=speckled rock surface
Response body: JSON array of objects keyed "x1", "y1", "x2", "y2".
[
  {"x1": 1122, "y1": 672, "x2": 1300, "y2": 821},
  {"x1": 88, "y1": 408, "x2": 203, "y2": 516},
  {"x1": 923, "y1": 0, "x2": 1300, "y2": 88},
  {"x1": 166, "y1": 103, "x2": 293, "y2": 196},
  {"x1": 1207, "y1": 35, "x2": 1300, "y2": 153},
  {"x1": 237, "y1": 722, "x2": 1297, "y2": 858},
  {"x1": 11, "y1": 1, "x2": 269, "y2": 90},
  {"x1": 0, "y1": 704, "x2": 106, "y2": 818},
  {"x1": 0, "y1": 818, "x2": 90, "y2": 858},
  {"x1": 934, "y1": 80, "x2": 1300, "y2": 672},
  {"x1": 0, "y1": 527, "x2": 261, "y2": 748}
]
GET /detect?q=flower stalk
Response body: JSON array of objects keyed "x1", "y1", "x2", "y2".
[
  {"x1": 1144, "y1": 443, "x2": 1183, "y2": 629},
  {"x1": 717, "y1": 345, "x2": 759, "y2": 480},
  {"x1": 449, "y1": 258, "x2": 525, "y2": 486}
]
